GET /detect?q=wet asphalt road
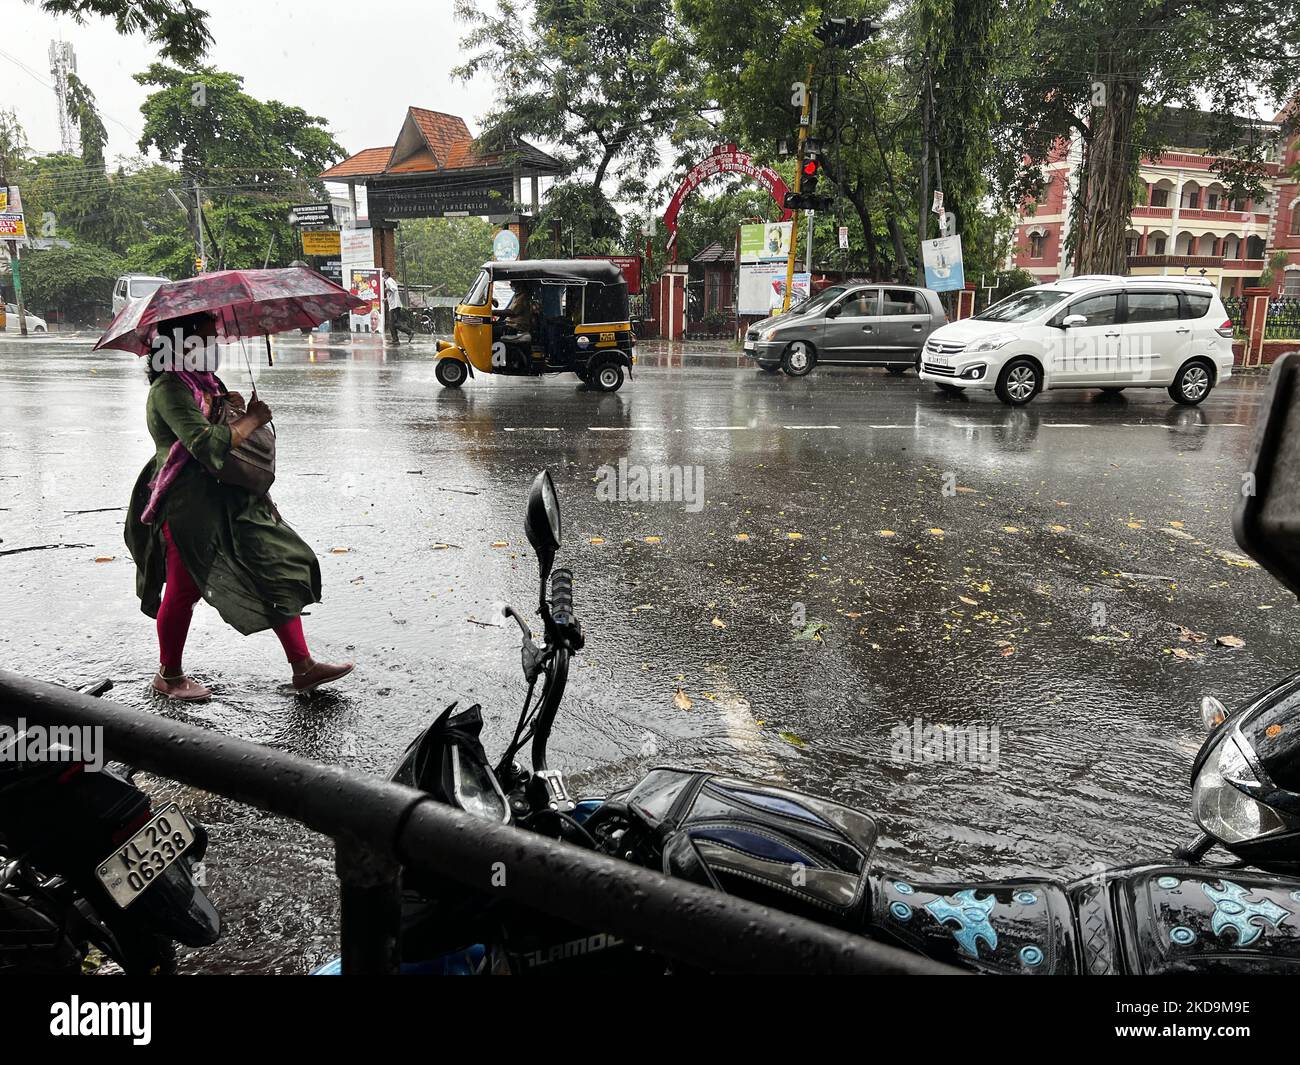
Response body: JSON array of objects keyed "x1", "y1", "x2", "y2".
[{"x1": 2, "y1": 331, "x2": 1297, "y2": 973}]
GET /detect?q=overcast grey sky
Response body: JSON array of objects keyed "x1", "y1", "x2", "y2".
[{"x1": 4, "y1": 0, "x2": 498, "y2": 163}]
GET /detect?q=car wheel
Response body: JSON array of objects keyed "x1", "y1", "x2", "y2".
[
  {"x1": 35, "y1": 326, "x2": 47, "y2": 333},
  {"x1": 435, "y1": 357, "x2": 467, "y2": 389},
  {"x1": 592, "y1": 361, "x2": 625, "y2": 392},
  {"x1": 782, "y1": 341, "x2": 816, "y2": 377},
  {"x1": 995, "y1": 358, "x2": 1042, "y2": 406},
  {"x1": 886, "y1": 365, "x2": 908, "y2": 376},
  {"x1": 1168, "y1": 360, "x2": 1213, "y2": 406}
]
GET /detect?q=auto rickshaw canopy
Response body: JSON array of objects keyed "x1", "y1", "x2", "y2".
[{"x1": 483, "y1": 259, "x2": 626, "y2": 286}]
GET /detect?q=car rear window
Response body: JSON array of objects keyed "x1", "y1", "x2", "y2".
[
  {"x1": 1180, "y1": 292, "x2": 1212, "y2": 319},
  {"x1": 129, "y1": 279, "x2": 165, "y2": 298},
  {"x1": 1125, "y1": 292, "x2": 1181, "y2": 323},
  {"x1": 882, "y1": 289, "x2": 924, "y2": 315}
]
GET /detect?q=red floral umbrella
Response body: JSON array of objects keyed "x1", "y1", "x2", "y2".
[{"x1": 94, "y1": 267, "x2": 367, "y2": 357}]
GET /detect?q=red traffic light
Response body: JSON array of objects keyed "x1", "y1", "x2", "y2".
[{"x1": 802, "y1": 159, "x2": 819, "y2": 176}]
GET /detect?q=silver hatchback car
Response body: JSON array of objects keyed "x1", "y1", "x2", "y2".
[{"x1": 744, "y1": 283, "x2": 947, "y2": 376}]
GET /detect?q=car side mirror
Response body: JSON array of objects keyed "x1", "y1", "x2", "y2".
[
  {"x1": 524, "y1": 470, "x2": 562, "y2": 604},
  {"x1": 1235, "y1": 352, "x2": 1300, "y2": 599},
  {"x1": 1061, "y1": 314, "x2": 1087, "y2": 328},
  {"x1": 825, "y1": 305, "x2": 840, "y2": 319}
]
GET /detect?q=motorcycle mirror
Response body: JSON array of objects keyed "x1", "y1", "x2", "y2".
[
  {"x1": 524, "y1": 470, "x2": 562, "y2": 598},
  {"x1": 1235, "y1": 352, "x2": 1300, "y2": 598}
]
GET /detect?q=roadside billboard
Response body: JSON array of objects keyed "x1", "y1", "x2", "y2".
[
  {"x1": 739, "y1": 221, "x2": 793, "y2": 263},
  {"x1": 301, "y1": 229, "x2": 342, "y2": 256},
  {"x1": 348, "y1": 267, "x2": 383, "y2": 333},
  {"x1": 922, "y1": 234, "x2": 965, "y2": 292},
  {"x1": 738, "y1": 263, "x2": 809, "y2": 315}
]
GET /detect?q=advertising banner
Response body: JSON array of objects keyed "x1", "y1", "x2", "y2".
[
  {"x1": 290, "y1": 203, "x2": 334, "y2": 226},
  {"x1": 738, "y1": 263, "x2": 809, "y2": 315},
  {"x1": 348, "y1": 267, "x2": 384, "y2": 333},
  {"x1": 577, "y1": 254, "x2": 642, "y2": 294},
  {"x1": 0, "y1": 185, "x2": 26, "y2": 239},
  {"x1": 739, "y1": 221, "x2": 793, "y2": 263},
  {"x1": 922, "y1": 234, "x2": 965, "y2": 292}
]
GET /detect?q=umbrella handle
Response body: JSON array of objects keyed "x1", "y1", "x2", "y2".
[{"x1": 265, "y1": 335, "x2": 274, "y2": 367}]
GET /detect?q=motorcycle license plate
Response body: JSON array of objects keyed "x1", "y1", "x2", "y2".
[{"x1": 95, "y1": 803, "x2": 196, "y2": 908}]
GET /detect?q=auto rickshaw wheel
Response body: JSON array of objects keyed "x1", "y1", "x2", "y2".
[
  {"x1": 436, "y1": 357, "x2": 468, "y2": 389},
  {"x1": 591, "y1": 361, "x2": 625, "y2": 393}
]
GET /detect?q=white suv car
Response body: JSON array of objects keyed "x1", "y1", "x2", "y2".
[{"x1": 917, "y1": 276, "x2": 1235, "y2": 406}]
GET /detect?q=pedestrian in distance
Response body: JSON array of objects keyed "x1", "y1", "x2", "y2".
[
  {"x1": 123, "y1": 311, "x2": 353, "y2": 701},
  {"x1": 384, "y1": 269, "x2": 415, "y2": 344}
]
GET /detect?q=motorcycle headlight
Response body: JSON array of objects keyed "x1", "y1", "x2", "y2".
[
  {"x1": 1192, "y1": 730, "x2": 1285, "y2": 844},
  {"x1": 965, "y1": 333, "x2": 1016, "y2": 353}
]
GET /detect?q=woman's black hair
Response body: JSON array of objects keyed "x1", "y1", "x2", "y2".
[{"x1": 146, "y1": 311, "x2": 219, "y2": 382}]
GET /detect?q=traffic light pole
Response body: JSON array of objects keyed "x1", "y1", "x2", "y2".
[{"x1": 781, "y1": 62, "x2": 815, "y2": 314}]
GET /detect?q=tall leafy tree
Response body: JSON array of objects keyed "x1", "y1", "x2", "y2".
[
  {"x1": 453, "y1": 0, "x2": 706, "y2": 196},
  {"x1": 133, "y1": 64, "x2": 344, "y2": 273},
  {"x1": 1002, "y1": 0, "x2": 1300, "y2": 273}
]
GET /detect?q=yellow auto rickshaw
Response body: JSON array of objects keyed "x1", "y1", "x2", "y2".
[{"x1": 434, "y1": 259, "x2": 636, "y2": 392}]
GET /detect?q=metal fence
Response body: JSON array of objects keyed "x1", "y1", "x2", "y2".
[
  {"x1": 0, "y1": 669, "x2": 956, "y2": 975},
  {"x1": 1224, "y1": 296, "x2": 1300, "y2": 340}
]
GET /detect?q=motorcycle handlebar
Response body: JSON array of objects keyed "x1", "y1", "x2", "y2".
[{"x1": 550, "y1": 569, "x2": 574, "y2": 625}]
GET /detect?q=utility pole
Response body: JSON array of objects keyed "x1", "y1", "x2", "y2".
[
  {"x1": 917, "y1": 56, "x2": 931, "y2": 288},
  {"x1": 193, "y1": 179, "x2": 207, "y2": 273},
  {"x1": 0, "y1": 170, "x2": 29, "y2": 337},
  {"x1": 781, "y1": 63, "x2": 814, "y2": 313}
]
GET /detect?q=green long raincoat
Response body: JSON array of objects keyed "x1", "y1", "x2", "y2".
[{"x1": 125, "y1": 373, "x2": 322, "y2": 635}]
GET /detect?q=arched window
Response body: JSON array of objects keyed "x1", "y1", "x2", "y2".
[
  {"x1": 1247, "y1": 235, "x2": 1266, "y2": 259},
  {"x1": 1028, "y1": 232, "x2": 1045, "y2": 258}
]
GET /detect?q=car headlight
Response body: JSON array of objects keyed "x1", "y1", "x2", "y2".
[
  {"x1": 761, "y1": 328, "x2": 780, "y2": 341},
  {"x1": 1192, "y1": 729, "x2": 1285, "y2": 844},
  {"x1": 965, "y1": 333, "x2": 1016, "y2": 353}
]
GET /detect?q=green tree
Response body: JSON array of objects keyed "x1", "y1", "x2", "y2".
[
  {"x1": 132, "y1": 64, "x2": 345, "y2": 273},
  {"x1": 397, "y1": 217, "x2": 496, "y2": 296},
  {"x1": 28, "y1": 1, "x2": 212, "y2": 60},
  {"x1": 1000, "y1": 0, "x2": 1300, "y2": 273},
  {"x1": 19, "y1": 240, "x2": 125, "y2": 324},
  {"x1": 454, "y1": 0, "x2": 706, "y2": 196}
]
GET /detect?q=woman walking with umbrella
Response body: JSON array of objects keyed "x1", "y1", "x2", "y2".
[{"x1": 98, "y1": 268, "x2": 363, "y2": 701}]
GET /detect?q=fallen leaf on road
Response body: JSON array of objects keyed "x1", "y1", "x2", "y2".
[
  {"x1": 1176, "y1": 626, "x2": 1207, "y2": 644},
  {"x1": 786, "y1": 532, "x2": 803, "y2": 540},
  {"x1": 711, "y1": 617, "x2": 727, "y2": 629},
  {"x1": 793, "y1": 621, "x2": 830, "y2": 641},
  {"x1": 928, "y1": 528, "x2": 944, "y2": 536},
  {"x1": 94, "y1": 556, "x2": 114, "y2": 563},
  {"x1": 959, "y1": 596, "x2": 978, "y2": 606},
  {"x1": 877, "y1": 529, "x2": 896, "y2": 537},
  {"x1": 644, "y1": 536, "x2": 661, "y2": 544},
  {"x1": 1216, "y1": 635, "x2": 1246, "y2": 648},
  {"x1": 589, "y1": 536, "x2": 605, "y2": 544},
  {"x1": 490, "y1": 541, "x2": 508, "y2": 548},
  {"x1": 331, "y1": 546, "x2": 351, "y2": 554},
  {"x1": 734, "y1": 533, "x2": 750, "y2": 541},
  {"x1": 1002, "y1": 526, "x2": 1020, "y2": 534},
  {"x1": 778, "y1": 731, "x2": 808, "y2": 748},
  {"x1": 674, "y1": 689, "x2": 693, "y2": 711}
]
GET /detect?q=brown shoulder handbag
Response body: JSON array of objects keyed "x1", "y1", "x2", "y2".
[{"x1": 207, "y1": 395, "x2": 276, "y2": 496}]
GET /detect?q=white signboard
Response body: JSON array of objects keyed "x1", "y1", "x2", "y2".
[
  {"x1": 738, "y1": 263, "x2": 811, "y2": 315},
  {"x1": 340, "y1": 227, "x2": 374, "y2": 268},
  {"x1": 838, "y1": 226, "x2": 849, "y2": 250},
  {"x1": 922, "y1": 234, "x2": 965, "y2": 292}
]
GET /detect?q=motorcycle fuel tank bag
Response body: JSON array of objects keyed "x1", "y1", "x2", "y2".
[{"x1": 622, "y1": 768, "x2": 878, "y2": 928}]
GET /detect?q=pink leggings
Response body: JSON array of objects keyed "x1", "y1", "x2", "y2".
[{"x1": 157, "y1": 522, "x2": 309, "y2": 671}]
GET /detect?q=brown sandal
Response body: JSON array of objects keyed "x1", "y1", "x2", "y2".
[{"x1": 152, "y1": 670, "x2": 212, "y2": 702}]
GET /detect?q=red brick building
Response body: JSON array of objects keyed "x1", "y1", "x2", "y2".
[{"x1": 1012, "y1": 106, "x2": 1300, "y2": 297}]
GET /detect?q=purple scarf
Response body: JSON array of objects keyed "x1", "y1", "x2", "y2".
[{"x1": 141, "y1": 370, "x2": 223, "y2": 525}]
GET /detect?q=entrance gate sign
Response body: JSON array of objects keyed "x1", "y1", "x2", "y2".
[{"x1": 664, "y1": 145, "x2": 791, "y2": 258}]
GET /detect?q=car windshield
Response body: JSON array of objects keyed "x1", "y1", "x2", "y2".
[
  {"x1": 791, "y1": 286, "x2": 846, "y2": 314},
  {"x1": 129, "y1": 279, "x2": 165, "y2": 299},
  {"x1": 464, "y1": 270, "x2": 491, "y2": 307},
  {"x1": 974, "y1": 289, "x2": 1070, "y2": 322}
]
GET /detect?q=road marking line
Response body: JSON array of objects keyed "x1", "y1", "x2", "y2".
[
  {"x1": 693, "y1": 425, "x2": 752, "y2": 430},
  {"x1": 588, "y1": 426, "x2": 664, "y2": 431},
  {"x1": 782, "y1": 424, "x2": 841, "y2": 429}
]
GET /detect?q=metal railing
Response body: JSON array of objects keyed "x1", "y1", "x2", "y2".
[
  {"x1": 0, "y1": 669, "x2": 956, "y2": 975},
  {"x1": 1225, "y1": 297, "x2": 1300, "y2": 341}
]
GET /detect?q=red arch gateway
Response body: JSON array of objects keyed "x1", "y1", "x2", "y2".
[{"x1": 663, "y1": 145, "x2": 792, "y2": 261}]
